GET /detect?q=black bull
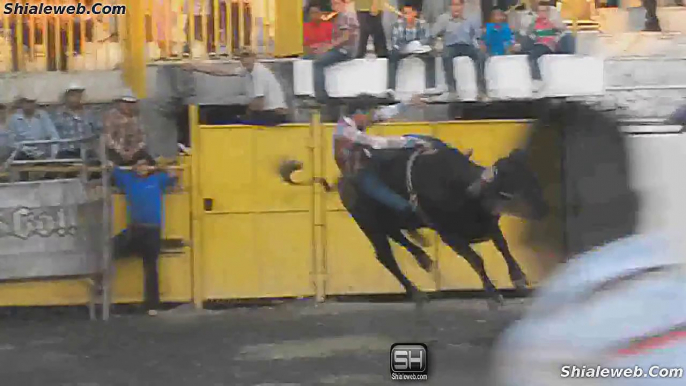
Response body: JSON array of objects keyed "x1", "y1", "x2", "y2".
[{"x1": 279, "y1": 136, "x2": 548, "y2": 306}]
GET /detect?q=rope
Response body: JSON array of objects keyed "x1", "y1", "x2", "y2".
[{"x1": 404, "y1": 147, "x2": 436, "y2": 228}]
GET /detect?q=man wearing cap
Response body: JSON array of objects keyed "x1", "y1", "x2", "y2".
[
  {"x1": 7, "y1": 91, "x2": 60, "y2": 160},
  {"x1": 103, "y1": 90, "x2": 154, "y2": 166},
  {"x1": 53, "y1": 83, "x2": 99, "y2": 159},
  {"x1": 183, "y1": 49, "x2": 289, "y2": 126}
]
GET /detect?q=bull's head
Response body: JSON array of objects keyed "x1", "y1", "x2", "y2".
[{"x1": 480, "y1": 149, "x2": 548, "y2": 220}]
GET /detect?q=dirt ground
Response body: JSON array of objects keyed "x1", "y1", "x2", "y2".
[{"x1": 0, "y1": 298, "x2": 528, "y2": 386}]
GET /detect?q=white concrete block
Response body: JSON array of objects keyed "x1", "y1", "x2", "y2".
[
  {"x1": 540, "y1": 55, "x2": 604, "y2": 97},
  {"x1": 395, "y1": 56, "x2": 426, "y2": 98},
  {"x1": 293, "y1": 59, "x2": 314, "y2": 97},
  {"x1": 453, "y1": 56, "x2": 478, "y2": 102},
  {"x1": 485, "y1": 55, "x2": 534, "y2": 100},
  {"x1": 325, "y1": 58, "x2": 388, "y2": 98}
]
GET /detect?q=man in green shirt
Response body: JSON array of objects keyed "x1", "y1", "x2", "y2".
[{"x1": 355, "y1": 0, "x2": 388, "y2": 58}]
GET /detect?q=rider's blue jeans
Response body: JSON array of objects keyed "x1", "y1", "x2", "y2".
[{"x1": 356, "y1": 168, "x2": 412, "y2": 214}]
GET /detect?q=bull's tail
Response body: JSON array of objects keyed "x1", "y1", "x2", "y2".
[{"x1": 278, "y1": 159, "x2": 336, "y2": 192}]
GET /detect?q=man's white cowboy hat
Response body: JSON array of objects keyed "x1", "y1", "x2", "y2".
[
  {"x1": 19, "y1": 88, "x2": 39, "y2": 101},
  {"x1": 118, "y1": 89, "x2": 138, "y2": 102},
  {"x1": 402, "y1": 40, "x2": 432, "y2": 55},
  {"x1": 65, "y1": 82, "x2": 86, "y2": 92}
]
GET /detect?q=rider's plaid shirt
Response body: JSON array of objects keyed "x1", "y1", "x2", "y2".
[{"x1": 332, "y1": 103, "x2": 421, "y2": 173}]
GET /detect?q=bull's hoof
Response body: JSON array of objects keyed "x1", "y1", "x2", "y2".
[
  {"x1": 487, "y1": 294, "x2": 504, "y2": 311},
  {"x1": 512, "y1": 277, "x2": 530, "y2": 292},
  {"x1": 410, "y1": 290, "x2": 429, "y2": 305},
  {"x1": 510, "y1": 271, "x2": 530, "y2": 292}
]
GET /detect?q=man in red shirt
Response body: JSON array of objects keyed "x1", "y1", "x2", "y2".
[{"x1": 303, "y1": 3, "x2": 334, "y2": 58}]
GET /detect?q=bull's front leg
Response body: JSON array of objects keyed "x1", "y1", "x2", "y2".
[
  {"x1": 439, "y1": 232, "x2": 504, "y2": 310},
  {"x1": 490, "y1": 224, "x2": 529, "y2": 292}
]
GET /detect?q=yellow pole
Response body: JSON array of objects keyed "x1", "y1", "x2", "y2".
[
  {"x1": 274, "y1": 0, "x2": 303, "y2": 57},
  {"x1": 124, "y1": 0, "x2": 147, "y2": 98},
  {"x1": 189, "y1": 105, "x2": 204, "y2": 309},
  {"x1": 311, "y1": 109, "x2": 326, "y2": 302}
]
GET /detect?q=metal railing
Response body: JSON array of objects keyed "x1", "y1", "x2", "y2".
[
  {"x1": 0, "y1": 0, "x2": 127, "y2": 72},
  {"x1": 0, "y1": 0, "x2": 295, "y2": 74}
]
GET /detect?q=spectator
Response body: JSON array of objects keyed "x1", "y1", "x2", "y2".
[
  {"x1": 303, "y1": 3, "x2": 334, "y2": 58},
  {"x1": 526, "y1": 5, "x2": 559, "y2": 81},
  {"x1": 313, "y1": 0, "x2": 359, "y2": 103},
  {"x1": 482, "y1": 8, "x2": 517, "y2": 56},
  {"x1": 111, "y1": 158, "x2": 178, "y2": 317},
  {"x1": 355, "y1": 0, "x2": 388, "y2": 58},
  {"x1": 183, "y1": 50, "x2": 289, "y2": 125},
  {"x1": 7, "y1": 91, "x2": 60, "y2": 160},
  {"x1": 514, "y1": 0, "x2": 574, "y2": 55},
  {"x1": 642, "y1": 0, "x2": 661, "y2": 31},
  {"x1": 0, "y1": 104, "x2": 11, "y2": 163},
  {"x1": 103, "y1": 90, "x2": 154, "y2": 166},
  {"x1": 432, "y1": 0, "x2": 486, "y2": 98},
  {"x1": 387, "y1": 3, "x2": 436, "y2": 93},
  {"x1": 53, "y1": 83, "x2": 98, "y2": 159}
]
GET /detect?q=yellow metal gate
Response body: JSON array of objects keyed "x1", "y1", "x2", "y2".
[{"x1": 191, "y1": 108, "x2": 563, "y2": 302}]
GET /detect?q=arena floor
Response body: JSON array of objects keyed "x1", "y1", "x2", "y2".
[{"x1": 0, "y1": 299, "x2": 528, "y2": 386}]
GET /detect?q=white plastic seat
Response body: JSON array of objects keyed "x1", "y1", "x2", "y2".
[
  {"x1": 395, "y1": 56, "x2": 428, "y2": 99},
  {"x1": 539, "y1": 54, "x2": 604, "y2": 97},
  {"x1": 453, "y1": 56, "x2": 478, "y2": 102},
  {"x1": 325, "y1": 58, "x2": 388, "y2": 98},
  {"x1": 293, "y1": 58, "x2": 388, "y2": 98},
  {"x1": 485, "y1": 55, "x2": 534, "y2": 100},
  {"x1": 293, "y1": 59, "x2": 314, "y2": 97}
]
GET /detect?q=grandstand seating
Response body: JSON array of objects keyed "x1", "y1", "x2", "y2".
[{"x1": 294, "y1": 54, "x2": 604, "y2": 101}]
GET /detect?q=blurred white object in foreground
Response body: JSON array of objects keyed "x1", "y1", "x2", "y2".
[
  {"x1": 492, "y1": 235, "x2": 686, "y2": 386},
  {"x1": 492, "y1": 126, "x2": 686, "y2": 386}
]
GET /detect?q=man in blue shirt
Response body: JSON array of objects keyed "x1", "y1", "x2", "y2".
[
  {"x1": 111, "y1": 158, "x2": 177, "y2": 316},
  {"x1": 7, "y1": 92, "x2": 60, "y2": 160},
  {"x1": 432, "y1": 0, "x2": 485, "y2": 97}
]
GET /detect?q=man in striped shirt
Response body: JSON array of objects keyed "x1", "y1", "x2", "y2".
[{"x1": 387, "y1": 3, "x2": 437, "y2": 93}]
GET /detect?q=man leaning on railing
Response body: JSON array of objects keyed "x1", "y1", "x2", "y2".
[
  {"x1": 103, "y1": 90, "x2": 155, "y2": 166},
  {"x1": 0, "y1": 103, "x2": 11, "y2": 164},
  {"x1": 6, "y1": 90, "x2": 60, "y2": 160}
]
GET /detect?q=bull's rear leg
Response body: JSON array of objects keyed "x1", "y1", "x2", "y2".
[
  {"x1": 389, "y1": 230, "x2": 434, "y2": 273},
  {"x1": 440, "y1": 232, "x2": 504, "y2": 309},
  {"x1": 491, "y1": 225, "x2": 529, "y2": 292},
  {"x1": 361, "y1": 228, "x2": 427, "y2": 304}
]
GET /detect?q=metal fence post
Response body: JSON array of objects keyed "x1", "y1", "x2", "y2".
[
  {"x1": 123, "y1": 0, "x2": 147, "y2": 98},
  {"x1": 310, "y1": 109, "x2": 327, "y2": 302},
  {"x1": 189, "y1": 105, "x2": 204, "y2": 309},
  {"x1": 274, "y1": 0, "x2": 303, "y2": 57}
]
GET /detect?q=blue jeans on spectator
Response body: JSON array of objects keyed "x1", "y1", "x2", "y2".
[
  {"x1": 519, "y1": 33, "x2": 576, "y2": 54},
  {"x1": 313, "y1": 48, "x2": 351, "y2": 101},
  {"x1": 388, "y1": 50, "x2": 436, "y2": 90},
  {"x1": 528, "y1": 44, "x2": 553, "y2": 80},
  {"x1": 442, "y1": 43, "x2": 486, "y2": 94},
  {"x1": 356, "y1": 167, "x2": 412, "y2": 214}
]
